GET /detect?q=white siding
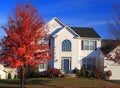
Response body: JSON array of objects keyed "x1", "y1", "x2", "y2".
[
  {"x1": 53, "y1": 27, "x2": 78, "y2": 70},
  {"x1": 109, "y1": 65, "x2": 120, "y2": 80}
]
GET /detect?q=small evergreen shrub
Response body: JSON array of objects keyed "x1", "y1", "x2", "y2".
[
  {"x1": 73, "y1": 68, "x2": 80, "y2": 77},
  {"x1": 8, "y1": 73, "x2": 12, "y2": 79},
  {"x1": 14, "y1": 75, "x2": 17, "y2": 79},
  {"x1": 85, "y1": 70, "x2": 91, "y2": 78},
  {"x1": 80, "y1": 66, "x2": 86, "y2": 78}
]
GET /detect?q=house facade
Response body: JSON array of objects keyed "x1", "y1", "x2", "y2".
[
  {"x1": 101, "y1": 40, "x2": 120, "y2": 80},
  {"x1": 0, "y1": 63, "x2": 17, "y2": 79},
  {"x1": 38, "y1": 17, "x2": 101, "y2": 73}
]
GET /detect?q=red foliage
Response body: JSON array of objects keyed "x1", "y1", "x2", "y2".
[
  {"x1": 46, "y1": 68, "x2": 62, "y2": 77},
  {"x1": 0, "y1": 4, "x2": 50, "y2": 68}
]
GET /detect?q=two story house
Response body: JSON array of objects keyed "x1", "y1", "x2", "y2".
[{"x1": 38, "y1": 17, "x2": 101, "y2": 73}]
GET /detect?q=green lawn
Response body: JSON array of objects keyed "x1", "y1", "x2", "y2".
[{"x1": 0, "y1": 78, "x2": 120, "y2": 88}]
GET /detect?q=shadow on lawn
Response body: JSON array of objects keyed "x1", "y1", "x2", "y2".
[
  {"x1": 0, "y1": 79, "x2": 54, "y2": 88},
  {"x1": 0, "y1": 79, "x2": 20, "y2": 85},
  {"x1": 25, "y1": 78, "x2": 51, "y2": 85}
]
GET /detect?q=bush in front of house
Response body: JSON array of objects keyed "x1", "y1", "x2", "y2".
[
  {"x1": 73, "y1": 68, "x2": 80, "y2": 77},
  {"x1": 29, "y1": 71, "x2": 40, "y2": 78},
  {"x1": 14, "y1": 74, "x2": 17, "y2": 79},
  {"x1": 80, "y1": 66, "x2": 86, "y2": 78},
  {"x1": 46, "y1": 68, "x2": 62, "y2": 78},
  {"x1": 8, "y1": 73, "x2": 12, "y2": 79},
  {"x1": 106, "y1": 70, "x2": 112, "y2": 80},
  {"x1": 85, "y1": 70, "x2": 91, "y2": 78}
]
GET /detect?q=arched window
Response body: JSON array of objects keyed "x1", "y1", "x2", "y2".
[{"x1": 62, "y1": 40, "x2": 71, "y2": 52}]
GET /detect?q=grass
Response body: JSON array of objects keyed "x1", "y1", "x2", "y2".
[{"x1": 0, "y1": 78, "x2": 120, "y2": 88}]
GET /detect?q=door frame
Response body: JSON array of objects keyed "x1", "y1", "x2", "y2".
[{"x1": 61, "y1": 57, "x2": 71, "y2": 73}]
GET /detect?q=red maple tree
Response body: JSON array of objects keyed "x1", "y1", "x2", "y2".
[{"x1": 0, "y1": 4, "x2": 50, "y2": 88}]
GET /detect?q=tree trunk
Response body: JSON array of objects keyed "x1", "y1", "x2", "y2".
[{"x1": 20, "y1": 66, "x2": 25, "y2": 88}]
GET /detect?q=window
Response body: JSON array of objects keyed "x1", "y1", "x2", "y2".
[
  {"x1": 62, "y1": 40, "x2": 71, "y2": 52},
  {"x1": 82, "y1": 40, "x2": 97, "y2": 50},
  {"x1": 39, "y1": 63, "x2": 48, "y2": 69},
  {"x1": 82, "y1": 58, "x2": 94, "y2": 70}
]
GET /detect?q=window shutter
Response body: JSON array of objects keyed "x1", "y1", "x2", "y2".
[
  {"x1": 81, "y1": 40, "x2": 84, "y2": 50},
  {"x1": 95, "y1": 41, "x2": 97, "y2": 49}
]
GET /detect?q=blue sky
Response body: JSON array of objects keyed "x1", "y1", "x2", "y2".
[{"x1": 0, "y1": 0, "x2": 119, "y2": 39}]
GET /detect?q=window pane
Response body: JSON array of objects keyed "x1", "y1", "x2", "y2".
[
  {"x1": 90, "y1": 41, "x2": 96, "y2": 50},
  {"x1": 62, "y1": 40, "x2": 71, "y2": 52},
  {"x1": 90, "y1": 41, "x2": 94, "y2": 50},
  {"x1": 87, "y1": 58, "x2": 92, "y2": 64},
  {"x1": 83, "y1": 64, "x2": 87, "y2": 70},
  {"x1": 39, "y1": 63, "x2": 47, "y2": 69},
  {"x1": 87, "y1": 64, "x2": 92, "y2": 70},
  {"x1": 82, "y1": 58, "x2": 86, "y2": 64},
  {"x1": 83, "y1": 40, "x2": 89, "y2": 50}
]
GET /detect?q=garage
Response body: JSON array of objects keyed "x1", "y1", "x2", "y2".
[{"x1": 109, "y1": 65, "x2": 120, "y2": 80}]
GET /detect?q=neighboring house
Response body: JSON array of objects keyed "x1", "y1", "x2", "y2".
[
  {"x1": 0, "y1": 64, "x2": 6, "y2": 79},
  {"x1": 0, "y1": 63, "x2": 17, "y2": 79},
  {"x1": 38, "y1": 17, "x2": 101, "y2": 73},
  {"x1": 101, "y1": 40, "x2": 120, "y2": 80}
]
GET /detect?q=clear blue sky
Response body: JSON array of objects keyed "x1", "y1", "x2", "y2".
[{"x1": 0, "y1": 0, "x2": 119, "y2": 39}]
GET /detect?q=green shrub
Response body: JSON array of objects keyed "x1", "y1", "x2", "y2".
[
  {"x1": 80, "y1": 66, "x2": 86, "y2": 78},
  {"x1": 8, "y1": 73, "x2": 12, "y2": 79},
  {"x1": 14, "y1": 75, "x2": 17, "y2": 79},
  {"x1": 73, "y1": 68, "x2": 80, "y2": 77},
  {"x1": 29, "y1": 71, "x2": 40, "y2": 78},
  {"x1": 85, "y1": 70, "x2": 91, "y2": 78}
]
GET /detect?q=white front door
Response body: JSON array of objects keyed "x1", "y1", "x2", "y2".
[{"x1": 61, "y1": 57, "x2": 71, "y2": 73}]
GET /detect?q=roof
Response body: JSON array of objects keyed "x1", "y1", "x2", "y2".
[
  {"x1": 71, "y1": 27, "x2": 100, "y2": 38},
  {"x1": 101, "y1": 39, "x2": 120, "y2": 55}
]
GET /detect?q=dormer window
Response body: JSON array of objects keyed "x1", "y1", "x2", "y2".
[{"x1": 62, "y1": 40, "x2": 71, "y2": 52}]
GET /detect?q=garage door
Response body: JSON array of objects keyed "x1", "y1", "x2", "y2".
[{"x1": 109, "y1": 65, "x2": 120, "y2": 80}]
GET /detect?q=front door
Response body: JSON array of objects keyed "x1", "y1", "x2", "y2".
[{"x1": 62, "y1": 57, "x2": 71, "y2": 73}]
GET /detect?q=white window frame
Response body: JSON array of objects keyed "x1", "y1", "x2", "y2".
[
  {"x1": 39, "y1": 63, "x2": 48, "y2": 69},
  {"x1": 62, "y1": 40, "x2": 71, "y2": 52},
  {"x1": 82, "y1": 40, "x2": 97, "y2": 50}
]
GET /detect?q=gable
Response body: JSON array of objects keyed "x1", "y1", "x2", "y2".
[
  {"x1": 51, "y1": 26, "x2": 78, "y2": 38},
  {"x1": 43, "y1": 17, "x2": 65, "y2": 35}
]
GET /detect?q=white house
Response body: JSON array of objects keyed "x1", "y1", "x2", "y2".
[
  {"x1": 101, "y1": 40, "x2": 120, "y2": 80},
  {"x1": 38, "y1": 17, "x2": 101, "y2": 73},
  {"x1": 0, "y1": 63, "x2": 17, "y2": 79}
]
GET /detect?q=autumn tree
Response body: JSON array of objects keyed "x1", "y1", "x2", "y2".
[
  {"x1": 107, "y1": 2, "x2": 120, "y2": 64},
  {"x1": 0, "y1": 4, "x2": 50, "y2": 88},
  {"x1": 92, "y1": 59, "x2": 104, "y2": 79},
  {"x1": 108, "y1": 3, "x2": 120, "y2": 40}
]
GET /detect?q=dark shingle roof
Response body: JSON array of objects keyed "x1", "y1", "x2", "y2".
[
  {"x1": 101, "y1": 39, "x2": 120, "y2": 55},
  {"x1": 71, "y1": 27, "x2": 100, "y2": 38}
]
